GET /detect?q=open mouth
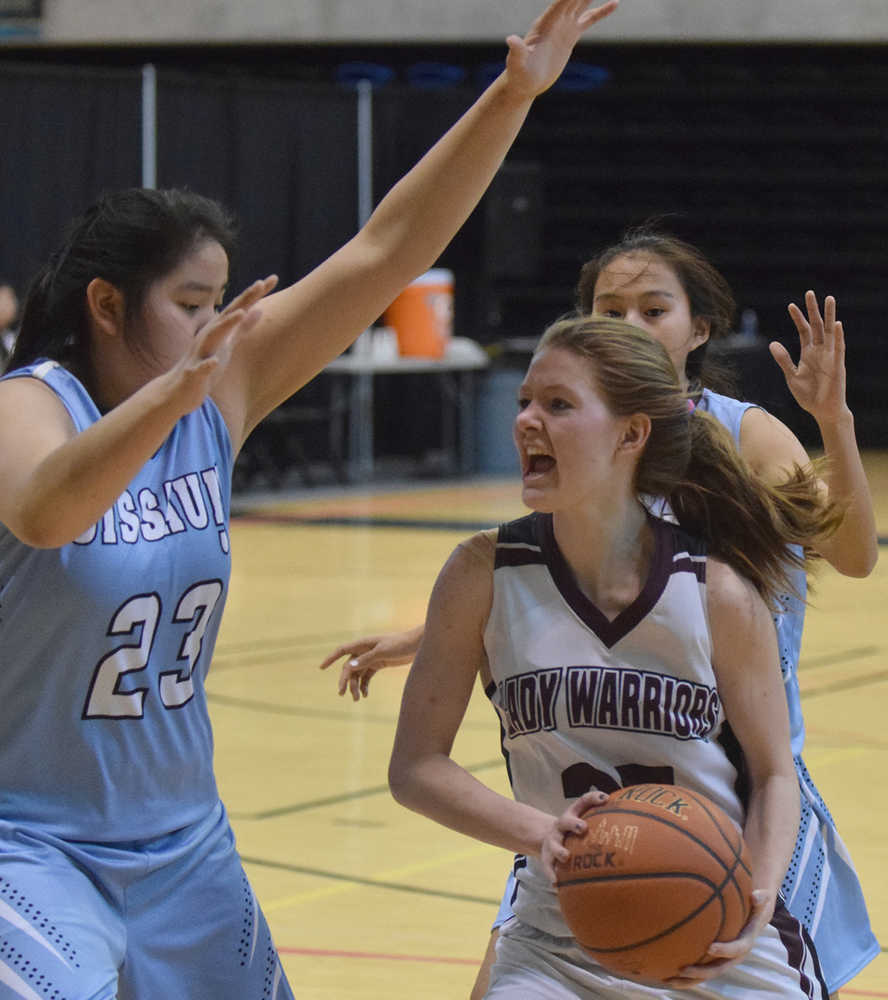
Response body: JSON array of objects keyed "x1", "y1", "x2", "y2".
[{"x1": 524, "y1": 448, "x2": 556, "y2": 477}]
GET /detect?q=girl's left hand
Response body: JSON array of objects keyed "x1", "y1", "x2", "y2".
[
  {"x1": 664, "y1": 889, "x2": 774, "y2": 988},
  {"x1": 503, "y1": 0, "x2": 619, "y2": 101},
  {"x1": 770, "y1": 290, "x2": 850, "y2": 426}
]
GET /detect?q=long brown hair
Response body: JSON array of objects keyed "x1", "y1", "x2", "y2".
[{"x1": 536, "y1": 315, "x2": 839, "y2": 606}]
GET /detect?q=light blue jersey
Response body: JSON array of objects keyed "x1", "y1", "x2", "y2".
[
  {"x1": 696, "y1": 388, "x2": 879, "y2": 990},
  {"x1": 492, "y1": 388, "x2": 879, "y2": 993},
  {"x1": 0, "y1": 361, "x2": 231, "y2": 842},
  {"x1": 0, "y1": 362, "x2": 294, "y2": 999},
  {"x1": 696, "y1": 389, "x2": 808, "y2": 755}
]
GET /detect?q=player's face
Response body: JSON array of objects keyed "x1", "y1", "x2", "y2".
[
  {"x1": 514, "y1": 345, "x2": 630, "y2": 513},
  {"x1": 590, "y1": 252, "x2": 708, "y2": 382},
  {"x1": 132, "y1": 239, "x2": 229, "y2": 372}
]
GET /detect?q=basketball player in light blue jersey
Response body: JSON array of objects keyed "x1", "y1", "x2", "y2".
[
  {"x1": 389, "y1": 315, "x2": 842, "y2": 998},
  {"x1": 321, "y1": 230, "x2": 879, "y2": 998},
  {"x1": 0, "y1": 5, "x2": 621, "y2": 996}
]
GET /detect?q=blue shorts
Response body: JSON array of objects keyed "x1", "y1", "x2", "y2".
[{"x1": 0, "y1": 803, "x2": 293, "y2": 1000}]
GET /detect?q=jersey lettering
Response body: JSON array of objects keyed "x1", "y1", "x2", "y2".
[
  {"x1": 560, "y1": 665, "x2": 720, "y2": 740},
  {"x1": 73, "y1": 466, "x2": 227, "y2": 553}
]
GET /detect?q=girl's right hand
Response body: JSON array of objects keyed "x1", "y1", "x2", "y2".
[
  {"x1": 319, "y1": 625, "x2": 423, "y2": 700},
  {"x1": 540, "y1": 789, "x2": 609, "y2": 882}
]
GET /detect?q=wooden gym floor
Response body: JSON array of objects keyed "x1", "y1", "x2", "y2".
[{"x1": 212, "y1": 453, "x2": 888, "y2": 999}]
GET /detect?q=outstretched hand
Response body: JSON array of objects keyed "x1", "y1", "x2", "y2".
[
  {"x1": 319, "y1": 626, "x2": 422, "y2": 700},
  {"x1": 770, "y1": 290, "x2": 850, "y2": 427},
  {"x1": 503, "y1": 0, "x2": 619, "y2": 100},
  {"x1": 169, "y1": 275, "x2": 278, "y2": 414}
]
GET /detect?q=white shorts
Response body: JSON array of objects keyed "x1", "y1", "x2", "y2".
[{"x1": 487, "y1": 901, "x2": 827, "y2": 999}]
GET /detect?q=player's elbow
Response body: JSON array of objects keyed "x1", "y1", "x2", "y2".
[
  {"x1": 832, "y1": 545, "x2": 878, "y2": 578},
  {"x1": 6, "y1": 507, "x2": 76, "y2": 549},
  {"x1": 387, "y1": 753, "x2": 413, "y2": 806},
  {"x1": 388, "y1": 748, "x2": 428, "y2": 811}
]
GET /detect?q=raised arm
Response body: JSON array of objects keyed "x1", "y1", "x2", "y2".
[
  {"x1": 742, "y1": 291, "x2": 877, "y2": 577},
  {"x1": 223, "y1": 0, "x2": 620, "y2": 445}
]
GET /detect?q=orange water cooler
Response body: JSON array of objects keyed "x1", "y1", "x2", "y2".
[{"x1": 383, "y1": 268, "x2": 454, "y2": 359}]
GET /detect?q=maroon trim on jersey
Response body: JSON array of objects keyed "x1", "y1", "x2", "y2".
[
  {"x1": 673, "y1": 554, "x2": 706, "y2": 582},
  {"x1": 494, "y1": 513, "x2": 545, "y2": 569},
  {"x1": 770, "y1": 899, "x2": 829, "y2": 998},
  {"x1": 537, "y1": 513, "x2": 686, "y2": 649}
]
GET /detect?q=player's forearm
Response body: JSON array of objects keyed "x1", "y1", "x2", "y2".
[
  {"x1": 389, "y1": 751, "x2": 550, "y2": 858},
  {"x1": 360, "y1": 78, "x2": 533, "y2": 278},
  {"x1": 742, "y1": 773, "x2": 800, "y2": 903},
  {"x1": 9, "y1": 373, "x2": 190, "y2": 548},
  {"x1": 815, "y1": 409, "x2": 878, "y2": 576}
]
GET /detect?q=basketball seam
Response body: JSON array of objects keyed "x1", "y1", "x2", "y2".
[{"x1": 569, "y1": 874, "x2": 727, "y2": 954}]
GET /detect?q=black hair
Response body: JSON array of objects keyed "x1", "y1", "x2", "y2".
[
  {"x1": 10, "y1": 188, "x2": 238, "y2": 374},
  {"x1": 576, "y1": 225, "x2": 738, "y2": 396}
]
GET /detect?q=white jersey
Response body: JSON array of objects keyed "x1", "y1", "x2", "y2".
[
  {"x1": 483, "y1": 511, "x2": 829, "y2": 998},
  {"x1": 484, "y1": 511, "x2": 746, "y2": 938}
]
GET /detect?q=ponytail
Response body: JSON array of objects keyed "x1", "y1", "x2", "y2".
[
  {"x1": 668, "y1": 411, "x2": 840, "y2": 606},
  {"x1": 536, "y1": 314, "x2": 840, "y2": 609}
]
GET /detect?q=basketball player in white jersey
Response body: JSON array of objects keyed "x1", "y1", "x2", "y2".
[{"x1": 388, "y1": 315, "x2": 839, "y2": 998}]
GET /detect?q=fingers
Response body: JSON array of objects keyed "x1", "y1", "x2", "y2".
[
  {"x1": 338, "y1": 656, "x2": 378, "y2": 701},
  {"x1": 319, "y1": 642, "x2": 361, "y2": 671},
  {"x1": 768, "y1": 340, "x2": 795, "y2": 378},
  {"x1": 572, "y1": 787, "x2": 609, "y2": 816},
  {"x1": 787, "y1": 301, "x2": 812, "y2": 348},
  {"x1": 804, "y1": 289, "x2": 828, "y2": 347},
  {"x1": 791, "y1": 290, "x2": 839, "y2": 350},
  {"x1": 833, "y1": 319, "x2": 846, "y2": 355},
  {"x1": 222, "y1": 275, "x2": 278, "y2": 316},
  {"x1": 578, "y1": 0, "x2": 620, "y2": 27},
  {"x1": 546, "y1": 788, "x2": 609, "y2": 880}
]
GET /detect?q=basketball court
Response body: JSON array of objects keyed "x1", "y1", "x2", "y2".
[{"x1": 210, "y1": 454, "x2": 888, "y2": 998}]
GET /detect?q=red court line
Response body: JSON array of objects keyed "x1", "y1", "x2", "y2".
[
  {"x1": 281, "y1": 948, "x2": 888, "y2": 994},
  {"x1": 279, "y1": 946, "x2": 478, "y2": 966}
]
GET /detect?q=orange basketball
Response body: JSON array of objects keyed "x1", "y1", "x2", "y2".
[{"x1": 555, "y1": 783, "x2": 752, "y2": 984}]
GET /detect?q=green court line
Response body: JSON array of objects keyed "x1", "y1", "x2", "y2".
[
  {"x1": 239, "y1": 854, "x2": 499, "y2": 906},
  {"x1": 227, "y1": 758, "x2": 505, "y2": 821}
]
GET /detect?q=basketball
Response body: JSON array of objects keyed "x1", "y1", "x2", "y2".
[{"x1": 555, "y1": 782, "x2": 752, "y2": 984}]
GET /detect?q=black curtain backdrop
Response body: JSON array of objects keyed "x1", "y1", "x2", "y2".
[
  {"x1": 0, "y1": 65, "x2": 366, "y2": 297},
  {"x1": 155, "y1": 72, "x2": 361, "y2": 293},
  {"x1": 0, "y1": 63, "x2": 142, "y2": 292}
]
